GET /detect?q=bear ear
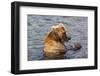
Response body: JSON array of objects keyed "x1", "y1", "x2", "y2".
[
  {"x1": 58, "y1": 23, "x2": 66, "y2": 28},
  {"x1": 51, "y1": 26, "x2": 55, "y2": 29},
  {"x1": 51, "y1": 26, "x2": 57, "y2": 31},
  {"x1": 58, "y1": 23, "x2": 65, "y2": 26}
]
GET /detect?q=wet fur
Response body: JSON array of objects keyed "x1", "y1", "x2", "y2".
[{"x1": 43, "y1": 23, "x2": 70, "y2": 59}]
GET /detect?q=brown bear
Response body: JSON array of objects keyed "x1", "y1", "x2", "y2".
[{"x1": 43, "y1": 23, "x2": 71, "y2": 59}]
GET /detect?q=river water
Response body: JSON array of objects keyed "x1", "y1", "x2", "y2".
[{"x1": 28, "y1": 15, "x2": 88, "y2": 61}]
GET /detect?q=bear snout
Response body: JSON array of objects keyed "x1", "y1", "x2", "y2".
[{"x1": 68, "y1": 36, "x2": 71, "y2": 40}]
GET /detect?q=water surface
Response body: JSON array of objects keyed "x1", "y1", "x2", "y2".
[{"x1": 28, "y1": 15, "x2": 88, "y2": 61}]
